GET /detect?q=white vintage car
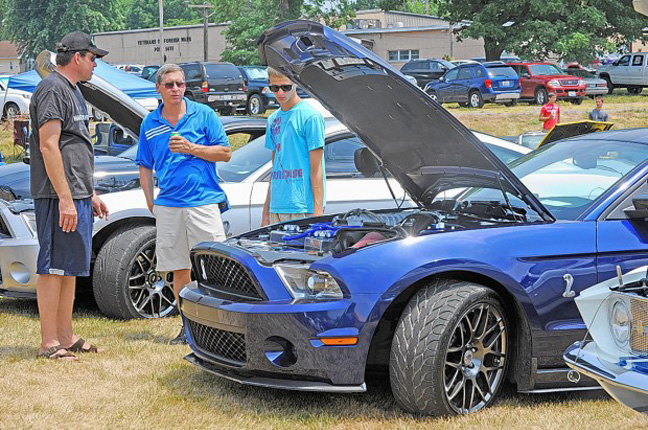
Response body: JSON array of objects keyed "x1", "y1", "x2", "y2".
[
  {"x1": 0, "y1": 75, "x2": 31, "y2": 118},
  {"x1": 0, "y1": 52, "x2": 529, "y2": 320},
  {"x1": 564, "y1": 265, "x2": 648, "y2": 414}
]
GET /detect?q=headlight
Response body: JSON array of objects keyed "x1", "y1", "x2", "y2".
[
  {"x1": 578, "y1": 79, "x2": 585, "y2": 86},
  {"x1": 275, "y1": 263, "x2": 343, "y2": 301},
  {"x1": 21, "y1": 211, "x2": 37, "y2": 237},
  {"x1": 547, "y1": 79, "x2": 560, "y2": 87},
  {"x1": 610, "y1": 299, "x2": 630, "y2": 348}
]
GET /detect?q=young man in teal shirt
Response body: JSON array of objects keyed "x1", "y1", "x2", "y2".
[{"x1": 261, "y1": 67, "x2": 326, "y2": 226}]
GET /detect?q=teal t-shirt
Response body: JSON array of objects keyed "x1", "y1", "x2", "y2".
[{"x1": 265, "y1": 101, "x2": 326, "y2": 214}]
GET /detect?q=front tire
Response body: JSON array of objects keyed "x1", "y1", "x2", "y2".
[
  {"x1": 93, "y1": 223, "x2": 176, "y2": 319},
  {"x1": 2, "y1": 102, "x2": 19, "y2": 120},
  {"x1": 534, "y1": 87, "x2": 548, "y2": 105},
  {"x1": 628, "y1": 86, "x2": 643, "y2": 95},
  {"x1": 602, "y1": 76, "x2": 614, "y2": 95},
  {"x1": 427, "y1": 90, "x2": 440, "y2": 104},
  {"x1": 389, "y1": 279, "x2": 509, "y2": 416}
]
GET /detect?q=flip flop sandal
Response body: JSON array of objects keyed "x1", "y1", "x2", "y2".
[
  {"x1": 67, "y1": 337, "x2": 99, "y2": 353},
  {"x1": 37, "y1": 345, "x2": 77, "y2": 360}
]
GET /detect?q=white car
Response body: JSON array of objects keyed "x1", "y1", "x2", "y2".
[
  {"x1": 564, "y1": 265, "x2": 648, "y2": 414},
  {"x1": 0, "y1": 75, "x2": 31, "y2": 118}
]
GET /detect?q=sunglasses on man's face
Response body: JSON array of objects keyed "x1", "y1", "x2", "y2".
[
  {"x1": 162, "y1": 81, "x2": 186, "y2": 89},
  {"x1": 269, "y1": 84, "x2": 294, "y2": 92}
]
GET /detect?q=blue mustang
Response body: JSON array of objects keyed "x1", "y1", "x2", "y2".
[{"x1": 180, "y1": 20, "x2": 648, "y2": 415}]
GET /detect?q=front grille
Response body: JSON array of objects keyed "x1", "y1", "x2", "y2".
[
  {"x1": 560, "y1": 79, "x2": 579, "y2": 86},
  {"x1": 195, "y1": 253, "x2": 263, "y2": 301},
  {"x1": 631, "y1": 298, "x2": 648, "y2": 355},
  {"x1": 188, "y1": 319, "x2": 247, "y2": 366}
]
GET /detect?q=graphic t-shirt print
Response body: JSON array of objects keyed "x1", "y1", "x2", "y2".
[{"x1": 271, "y1": 116, "x2": 303, "y2": 183}]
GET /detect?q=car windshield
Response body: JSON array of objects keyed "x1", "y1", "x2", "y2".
[
  {"x1": 216, "y1": 135, "x2": 270, "y2": 182},
  {"x1": 487, "y1": 66, "x2": 516, "y2": 77},
  {"x1": 243, "y1": 67, "x2": 268, "y2": 80},
  {"x1": 528, "y1": 64, "x2": 564, "y2": 76},
  {"x1": 509, "y1": 139, "x2": 648, "y2": 220}
]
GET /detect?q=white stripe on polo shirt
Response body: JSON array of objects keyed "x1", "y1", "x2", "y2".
[{"x1": 146, "y1": 126, "x2": 173, "y2": 140}]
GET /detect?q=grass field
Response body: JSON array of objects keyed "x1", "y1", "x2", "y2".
[{"x1": 3, "y1": 93, "x2": 648, "y2": 429}]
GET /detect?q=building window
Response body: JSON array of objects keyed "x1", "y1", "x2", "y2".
[{"x1": 388, "y1": 50, "x2": 419, "y2": 62}]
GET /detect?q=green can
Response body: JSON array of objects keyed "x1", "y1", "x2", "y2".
[{"x1": 170, "y1": 131, "x2": 181, "y2": 137}]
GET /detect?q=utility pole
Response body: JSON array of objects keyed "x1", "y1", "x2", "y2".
[
  {"x1": 159, "y1": 0, "x2": 165, "y2": 64},
  {"x1": 185, "y1": 1, "x2": 214, "y2": 62}
]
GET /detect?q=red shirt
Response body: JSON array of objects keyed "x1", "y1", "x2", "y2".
[{"x1": 540, "y1": 103, "x2": 560, "y2": 130}]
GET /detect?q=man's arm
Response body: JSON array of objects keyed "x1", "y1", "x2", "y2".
[
  {"x1": 139, "y1": 166, "x2": 155, "y2": 214},
  {"x1": 309, "y1": 148, "x2": 324, "y2": 217},
  {"x1": 538, "y1": 107, "x2": 550, "y2": 122},
  {"x1": 39, "y1": 120, "x2": 77, "y2": 233},
  {"x1": 261, "y1": 152, "x2": 275, "y2": 227},
  {"x1": 169, "y1": 135, "x2": 232, "y2": 162}
]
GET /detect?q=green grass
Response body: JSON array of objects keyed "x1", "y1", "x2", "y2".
[{"x1": 1, "y1": 296, "x2": 648, "y2": 429}]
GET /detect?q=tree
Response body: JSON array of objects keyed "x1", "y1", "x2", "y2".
[
  {"x1": 125, "y1": 0, "x2": 200, "y2": 30},
  {"x1": 4, "y1": 0, "x2": 125, "y2": 59},
  {"x1": 215, "y1": 0, "x2": 355, "y2": 65},
  {"x1": 439, "y1": 0, "x2": 648, "y2": 63}
]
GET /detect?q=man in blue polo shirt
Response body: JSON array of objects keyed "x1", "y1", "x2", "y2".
[{"x1": 136, "y1": 63, "x2": 231, "y2": 344}]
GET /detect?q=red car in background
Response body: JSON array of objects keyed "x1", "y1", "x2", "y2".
[{"x1": 509, "y1": 62, "x2": 587, "y2": 105}]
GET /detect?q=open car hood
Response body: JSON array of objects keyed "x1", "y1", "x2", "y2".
[
  {"x1": 257, "y1": 21, "x2": 552, "y2": 220},
  {"x1": 537, "y1": 120, "x2": 614, "y2": 148},
  {"x1": 34, "y1": 51, "x2": 147, "y2": 139}
]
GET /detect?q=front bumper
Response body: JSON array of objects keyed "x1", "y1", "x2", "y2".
[
  {"x1": 564, "y1": 341, "x2": 648, "y2": 413},
  {"x1": 180, "y1": 280, "x2": 378, "y2": 391},
  {"x1": 585, "y1": 87, "x2": 608, "y2": 96}
]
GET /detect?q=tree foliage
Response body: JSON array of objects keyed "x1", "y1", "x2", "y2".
[
  {"x1": 4, "y1": 0, "x2": 125, "y2": 59},
  {"x1": 215, "y1": 0, "x2": 355, "y2": 65},
  {"x1": 125, "y1": 0, "x2": 201, "y2": 30},
  {"x1": 439, "y1": 0, "x2": 648, "y2": 63}
]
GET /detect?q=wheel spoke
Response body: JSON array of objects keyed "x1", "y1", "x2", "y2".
[
  {"x1": 137, "y1": 295, "x2": 151, "y2": 312},
  {"x1": 445, "y1": 360, "x2": 462, "y2": 369},
  {"x1": 485, "y1": 326, "x2": 505, "y2": 350},
  {"x1": 474, "y1": 375, "x2": 490, "y2": 402},
  {"x1": 128, "y1": 283, "x2": 146, "y2": 290},
  {"x1": 445, "y1": 367, "x2": 462, "y2": 393},
  {"x1": 447, "y1": 374, "x2": 464, "y2": 400},
  {"x1": 129, "y1": 273, "x2": 145, "y2": 282}
]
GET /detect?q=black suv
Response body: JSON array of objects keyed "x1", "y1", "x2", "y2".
[
  {"x1": 178, "y1": 62, "x2": 247, "y2": 115},
  {"x1": 400, "y1": 59, "x2": 456, "y2": 87}
]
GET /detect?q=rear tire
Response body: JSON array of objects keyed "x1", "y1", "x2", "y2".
[
  {"x1": 2, "y1": 102, "x2": 19, "y2": 120},
  {"x1": 503, "y1": 99, "x2": 517, "y2": 107},
  {"x1": 390, "y1": 279, "x2": 509, "y2": 416},
  {"x1": 534, "y1": 87, "x2": 548, "y2": 105},
  {"x1": 458, "y1": 102, "x2": 469, "y2": 108},
  {"x1": 93, "y1": 223, "x2": 177, "y2": 319},
  {"x1": 428, "y1": 90, "x2": 440, "y2": 104},
  {"x1": 628, "y1": 86, "x2": 643, "y2": 95},
  {"x1": 468, "y1": 91, "x2": 484, "y2": 108},
  {"x1": 246, "y1": 94, "x2": 265, "y2": 115}
]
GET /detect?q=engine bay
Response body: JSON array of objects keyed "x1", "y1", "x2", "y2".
[{"x1": 232, "y1": 200, "x2": 532, "y2": 257}]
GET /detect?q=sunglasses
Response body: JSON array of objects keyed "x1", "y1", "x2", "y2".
[
  {"x1": 162, "y1": 81, "x2": 186, "y2": 89},
  {"x1": 269, "y1": 84, "x2": 294, "y2": 92}
]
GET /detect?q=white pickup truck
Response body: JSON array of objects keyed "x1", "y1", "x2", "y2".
[{"x1": 598, "y1": 52, "x2": 648, "y2": 94}]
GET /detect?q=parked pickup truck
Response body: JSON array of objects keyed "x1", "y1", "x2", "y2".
[
  {"x1": 509, "y1": 62, "x2": 586, "y2": 105},
  {"x1": 597, "y1": 52, "x2": 648, "y2": 95}
]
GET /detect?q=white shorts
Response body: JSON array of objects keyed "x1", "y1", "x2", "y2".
[{"x1": 154, "y1": 203, "x2": 226, "y2": 272}]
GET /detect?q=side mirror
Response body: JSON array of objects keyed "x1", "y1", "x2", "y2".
[
  {"x1": 624, "y1": 194, "x2": 648, "y2": 220},
  {"x1": 439, "y1": 77, "x2": 444, "y2": 82}
]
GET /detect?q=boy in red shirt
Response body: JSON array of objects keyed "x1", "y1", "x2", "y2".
[{"x1": 539, "y1": 92, "x2": 560, "y2": 130}]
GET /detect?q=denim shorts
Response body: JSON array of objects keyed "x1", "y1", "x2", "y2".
[{"x1": 34, "y1": 197, "x2": 93, "y2": 277}]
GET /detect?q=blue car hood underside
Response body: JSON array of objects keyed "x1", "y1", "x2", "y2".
[{"x1": 256, "y1": 20, "x2": 552, "y2": 221}]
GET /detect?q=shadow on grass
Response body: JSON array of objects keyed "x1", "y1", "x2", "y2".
[
  {"x1": 0, "y1": 285, "x2": 103, "y2": 319},
  {"x1": 158, "y1": 365, "x2": 610, "y2": 421}
]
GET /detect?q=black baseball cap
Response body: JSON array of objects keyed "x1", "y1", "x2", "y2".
[{"x1": 56, "y1": 31, "x2": 108, "y2": 57}]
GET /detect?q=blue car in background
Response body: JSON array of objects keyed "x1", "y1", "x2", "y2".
[
  {"x1": 238, "y1": 65, "x2": 310, "y2": 115},
  {"x1": 180, "y1": 20, "x2": 648, "y2": 416},
  {"x1": 425, "y1": 62, "x2": 521, "y2": 108}
]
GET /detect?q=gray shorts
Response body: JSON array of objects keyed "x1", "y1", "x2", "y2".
[
  {"x1": 269, "y1": 213, "x2": 314, "y2": 225},
  {"x1": 154, "y1": 203, "x2": 226, "y2": 272}
]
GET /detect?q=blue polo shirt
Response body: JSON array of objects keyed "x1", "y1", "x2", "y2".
[{"x1": 136, "y1": 98, "x2": 229, "y2": 208}]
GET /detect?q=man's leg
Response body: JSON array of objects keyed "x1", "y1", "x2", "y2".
[
  {"x1": 56, "y1": 275, "x2": 76, "y2": 348},
  {"x1": 173, "y1": 269, "x2": 192, "y2": 305},
  {"x1": 36, "y1": 273, "x2": 64, "y2": 351}
]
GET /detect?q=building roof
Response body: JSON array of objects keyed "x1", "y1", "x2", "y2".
[
  {"x1": 93, "y1": 22, "x2": 229, "y2": 37},
  {"x1": 0, "y1": 41, "x2": 19, "y2": 59},
  {"x1": 355, "y1": 9, "x2": 444, "y2": 20},
  {"x1": 343, "y1": 24, "x2": 451, "y2": 35}
]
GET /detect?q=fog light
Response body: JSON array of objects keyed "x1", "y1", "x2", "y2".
[{"x1": 263, "y1": 336, "x2": 297, "y2": 368}]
